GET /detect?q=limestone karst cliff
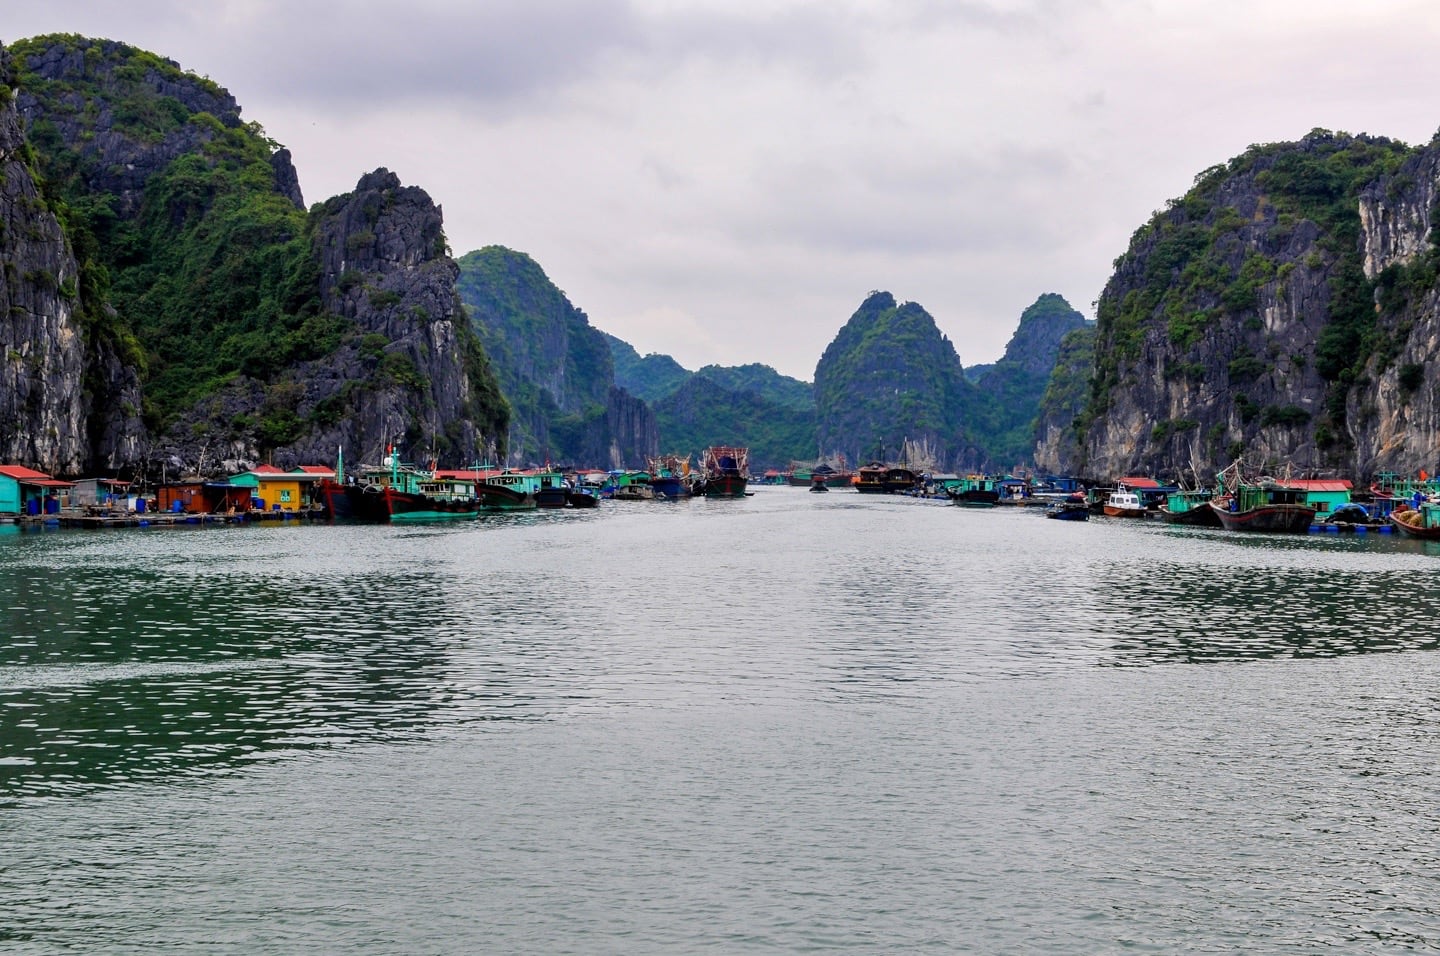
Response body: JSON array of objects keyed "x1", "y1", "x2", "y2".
[
  {"x1": 1, "y1": 35, "x2": 508, "y2": 475},
  {"x1": 1052, "y1": 129, "x2": 1440, "y2": 481},
  {"x1": 0, "y1": 44, "x2": 143, "y2": 474},
  {"x1": 970, "y1": 293, "x2": 1091, "y2": 468},
  {"x1": 814, "y1": 291, "x2": 985, "y2": 471},
  {"x1": 456, "y1": 246, "x2": 654, "y2": 468}
]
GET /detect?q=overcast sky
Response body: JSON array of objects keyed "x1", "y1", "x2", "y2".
[{"x1": 7, "y1": 1, "x2": 1440, "y2": 381}]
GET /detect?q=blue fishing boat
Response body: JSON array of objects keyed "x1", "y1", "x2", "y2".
[{"x1": 1044, "y1": 493, "x2": 1089, "y2": 521}]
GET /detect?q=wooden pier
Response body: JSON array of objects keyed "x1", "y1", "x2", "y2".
[{"x1": 11, "y1": 507, "x2": 328, "y2": 530}]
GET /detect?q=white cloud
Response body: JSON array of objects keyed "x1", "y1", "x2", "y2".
[{"x1": 8, "y1": 0, "x2": 1440, "y2": 380}]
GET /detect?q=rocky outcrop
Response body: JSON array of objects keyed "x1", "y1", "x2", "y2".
[
  {"x1": 456, "y1": 245, "x2": 637, "y2": 465},
  {"x1": 0, "y1": 46, "x2": 142, "y2": 474},
  {"x1": 972, "y1": 293, "x2": 1091, "y2": 468},
  {"x1": 1071, "y1": 130, "x2": 1434, "y2": 480},
  {"x1": 14, "y1": 36, "x2": 247, "y2": 219},
  {"x1": 1351, "y1": 140, "x2": 1440, "y2": 475},
  {"x1": 1032, "y1": 326, "x2": 1097, "y2": 474},
  {"x1": 604, "y1": 386, "x2": 659, "y2": 468},
  {"x1": 0, "y1": 50, "x2": 86, "y2": 472},
  {"x1": 281, "y1": 168, "x2": 504, "y2": 467},
  {"x1": 815, "y1": 291, "x2": 984, "y2": 471},
  {"x1": 270, "y1": 147, "x2": 305, "y2": 210}
]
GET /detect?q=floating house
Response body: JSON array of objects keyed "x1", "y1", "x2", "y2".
[
  {"x1": 1278, "y1": 478, "x2": 1353, "y2": 516},
  {"x1": 0, "y1": 465, "x2": 74, "y2": 517},
  {"x1": 229, "y1": 464, "x2": 334, "y2": 511},
  {"x1": 156, "y1": 480, "x2": 252, "y2": 515},
  {"x1": 70, "y1": 477, "x2": 133, "y2": 508}
]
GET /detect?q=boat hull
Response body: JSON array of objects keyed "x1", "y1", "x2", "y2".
[
  {"x1": 1045, "y1": 505, "x2": 1089, "y2": 521},
  {"x1": 704, "y1": 474, "x2": 749, "y2": 497},
  {"x1": 649, "y1": 476, "x2": 689, "y2": 499},
  {"x1": 1209, "y1": 501, "x2": 1315, "y2": 532},
  {"x1": 1102, "y1": 505, "x2": 1147, "y2": 518},
  {"x1": 1158, "y1": 504, "x2": 1221, "y2": 526},
  {"x1": 534, "y1": 488, "x2": 570, "y2": 508},
  {"x1": 948, "y1": 489, "x2": 1000, "y2": 507},
  {"x1": 1390, "y1": 514, "x2": 1440, "y2": 538},
  {"x1": 475, "y1": 483, "x2": 538, "y2": 511},
  {"x1": 321, "y1": 481, "x2": 478, "y2": 522}
]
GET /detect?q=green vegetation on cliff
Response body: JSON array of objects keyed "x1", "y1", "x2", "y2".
[
  {"x1": 1082, "y1": 129, "x2": 1411, "y2": 469},
  {"x1": 815, "y1": 291, "x2": 979, "y2": 468},
  {"x1": 605, "y1": 332, "x2": 692, "y2": 402},
  {"x1": 654, "y1": 375, "x2": 815, "y2": 469},
  {"x1": 13, "y1": 35, "x2": 346, "y2": 434},
  {"x1": 971, "y1": 293, "x2": 1090, "y2": 467}
]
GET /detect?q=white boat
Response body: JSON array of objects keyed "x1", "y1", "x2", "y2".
[{"x1": 1102, "y1": 490, "x2": 1147, "y2": 518}]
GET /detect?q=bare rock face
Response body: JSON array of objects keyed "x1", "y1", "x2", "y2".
[
  {"x1": 1352, "y1": 142, "x2": 1440, "y2": 475},
  {"x1": 0, "y1": 47, "x2": 141, "y2": 474},
  {"x1": 603, "y1": 385, "x2": 659, "y2": 468},
  {"x1": 15, "y1": 38, "x2": 245, "y2": 219},
  {"x1": 1069, "y1": 130, "x2": 1440, "y2": 481},
  {"x1": 280, "y1": 168, "x2": 502, "y2": 467}
]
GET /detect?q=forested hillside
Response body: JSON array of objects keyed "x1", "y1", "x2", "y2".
[{"x1": 1, "y1": 34, "x2": 508, "y2": 475}]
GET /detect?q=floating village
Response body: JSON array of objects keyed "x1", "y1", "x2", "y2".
[{"x1": 4, "y1": 446, "x2": 1440, "y2": 540}]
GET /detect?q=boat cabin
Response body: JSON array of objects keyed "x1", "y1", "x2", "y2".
[{"x1": 1277, "y1": 478, "x2": 1353, "y2": 516}]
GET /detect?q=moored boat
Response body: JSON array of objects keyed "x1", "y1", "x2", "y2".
[
  {"x1": 1208, "y1": 483, "x2": 1315, "y2": 532},
  {"x1": 1158, "y1": 489, "x2": 1220, "y2": 526},
  {"x1": 854, "y1": 462, "x2": 887, "y2": 494},
  {"x1": 701, "y1": 446, "x2": 749, "y2": 497},
  {"x1": 1045, "y1": 494, "x2": 1089, "y2": 521},
  {"x1": 647, "y1": 455, "x2": 693, "y2": 499},
  {"x1": 1102, "y1": 490, "x2": 1148, "y2": 518},
  {"x1": 946, "y1": 474, "x2": 1001, "y2": 507},
  {"x1": 565, "y1": 488, "x2": 599, "y2": 508},
  {"x1": 1390, "y1": 501, "x2": 1440, "y2": 538},
  {"x1": 321, "y1": 456, "x2": 481, "y2": 522},
  {"x1": 854, "y1": 462, "x2": 922, "y2": 495},
  {"x1": 533, "y1": 469, "x2": 570, "y2": 508}
]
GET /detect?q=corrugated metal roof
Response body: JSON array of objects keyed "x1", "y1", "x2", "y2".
[
  {"x1": 1281, "y1": 479, "x2": 1353, "y2": 492},
  {"x1": 0, "y1": 464, "x2": 54, "y2": 481}
]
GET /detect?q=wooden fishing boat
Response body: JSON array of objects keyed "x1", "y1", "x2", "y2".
[
  {"x1": 1045, "y1": 494, "x2": 1089, "y2": 521},
  {"x1": 321, "y1": 458, "x2": 481, "y2": 522},
  {"x1": 1157, "y1": 489, "x2": 1220, "y2": 526},
  {"x1": 1390, "y1": 502, "x2": 1440, "y2": 539},
  {"x1": 533, "y1": 470, "x2": 570, "y2": 508},
  {"x1": 1208, "y1": 482, "x2": 1315, "y2": 532},
  {"x1": 647, "y1": 455, "x2": 693, "y2": 499},
  {"x1": 854, "y1": 463, "x2": 887, "y2": 494},
  {"x1": 701, "y1": 446, "x2": 749, "y2": 497}
]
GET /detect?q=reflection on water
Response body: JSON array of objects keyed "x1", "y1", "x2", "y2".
[
  {"x1": 2, "y1": 500, "x2": 1439, "y2": 803},
  {"x1": 4, "y1": 495, "x2": 1440, "y2": 953}
]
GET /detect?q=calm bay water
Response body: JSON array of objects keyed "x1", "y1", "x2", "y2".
[{"x1": 3, "y1": 489, "x2": 1440, "y2": 953}]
